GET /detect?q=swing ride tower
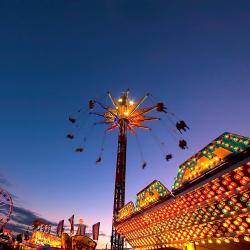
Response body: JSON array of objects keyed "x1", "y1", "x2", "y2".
[
  {"x1": 111, "y1": 117, "x2": 127, "y2": 250},
  {"x1": 92, "y1": 90, "x2": 162, "y2": 250},
  {"x1": 67, "y1": 90, "x2": 190, "y2": 250}
]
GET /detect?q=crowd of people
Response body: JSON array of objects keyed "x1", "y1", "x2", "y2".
[{"x1": 0, "y1": 229, "x2": 29, "y2": 250}]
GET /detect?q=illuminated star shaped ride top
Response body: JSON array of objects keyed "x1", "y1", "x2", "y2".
[
  {"x1": 92, "y1": 91, "x2": 161, "y2": 133},
  {"x1": 90, "y1": 90, "x2": 166, "y2": 250}
]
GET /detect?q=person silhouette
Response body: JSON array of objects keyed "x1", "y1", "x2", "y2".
[
  {"x1": 96, "y1": 157, "x2": 102, "y2": 164},
  {"x1": 142, "y1": 161, "x2": 147, "y2": 169},
  {"x1": 165, "y1": 154, "x2": 173, "y2": 161},
  {"x1": 176, "y1": 120, "x2": 190, "y2": 133},
  {"x1": 75, "y1": 148, "x2": 84, "y2": 152},
  {"x1": 69, "y1": 117, "x2": 76, "y2": 123},
  {"x1": 67, "y1": 134, "x2": 74, "y2": 139},
  {"x1": 156, "y1": 102, "x2": 167, "y2": 113},
  {"x1": 179, "y1": 140, "x2": 188, "y2": 149}
]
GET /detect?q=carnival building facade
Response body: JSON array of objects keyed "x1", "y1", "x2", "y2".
[{"x1": 115, "y1": 132, "x2": 250, "y2": 250}]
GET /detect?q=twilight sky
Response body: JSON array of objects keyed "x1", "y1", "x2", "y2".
[{"x1": 0, "y1": 0, "x2": 250, "y2": 248}]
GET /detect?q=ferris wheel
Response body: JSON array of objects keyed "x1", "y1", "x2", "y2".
[{"x1": 0, "y1": 188, "x2": 13, "y2": 229}]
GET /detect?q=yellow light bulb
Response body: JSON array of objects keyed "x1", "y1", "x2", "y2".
[
  {"x1": 216, "y1": 239, "x2": 222, "y2": 244},
  {"x1": 244, "y1": 236, "x2": 250, "y2": 242}
]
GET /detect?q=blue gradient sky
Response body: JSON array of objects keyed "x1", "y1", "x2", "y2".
[{"x1": 0, "y1": 0, "x2": 250, "y2": 248}]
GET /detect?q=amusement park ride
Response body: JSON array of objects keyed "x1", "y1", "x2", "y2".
[
  {"x1": 0, "y1": 187, "x2": 13, "y2": 230},
  {"x1": 67, "y1": 90, "x2": 190, "y2": 250}
]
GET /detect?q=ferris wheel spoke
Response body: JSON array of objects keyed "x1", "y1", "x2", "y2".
[{"x1": 0, "y1": 203, "x2": 8, "y2": 207}]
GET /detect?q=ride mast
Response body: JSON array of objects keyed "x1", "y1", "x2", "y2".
[{"x1": 93, "y1": 90, "x2": 160, "y2": 250}]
